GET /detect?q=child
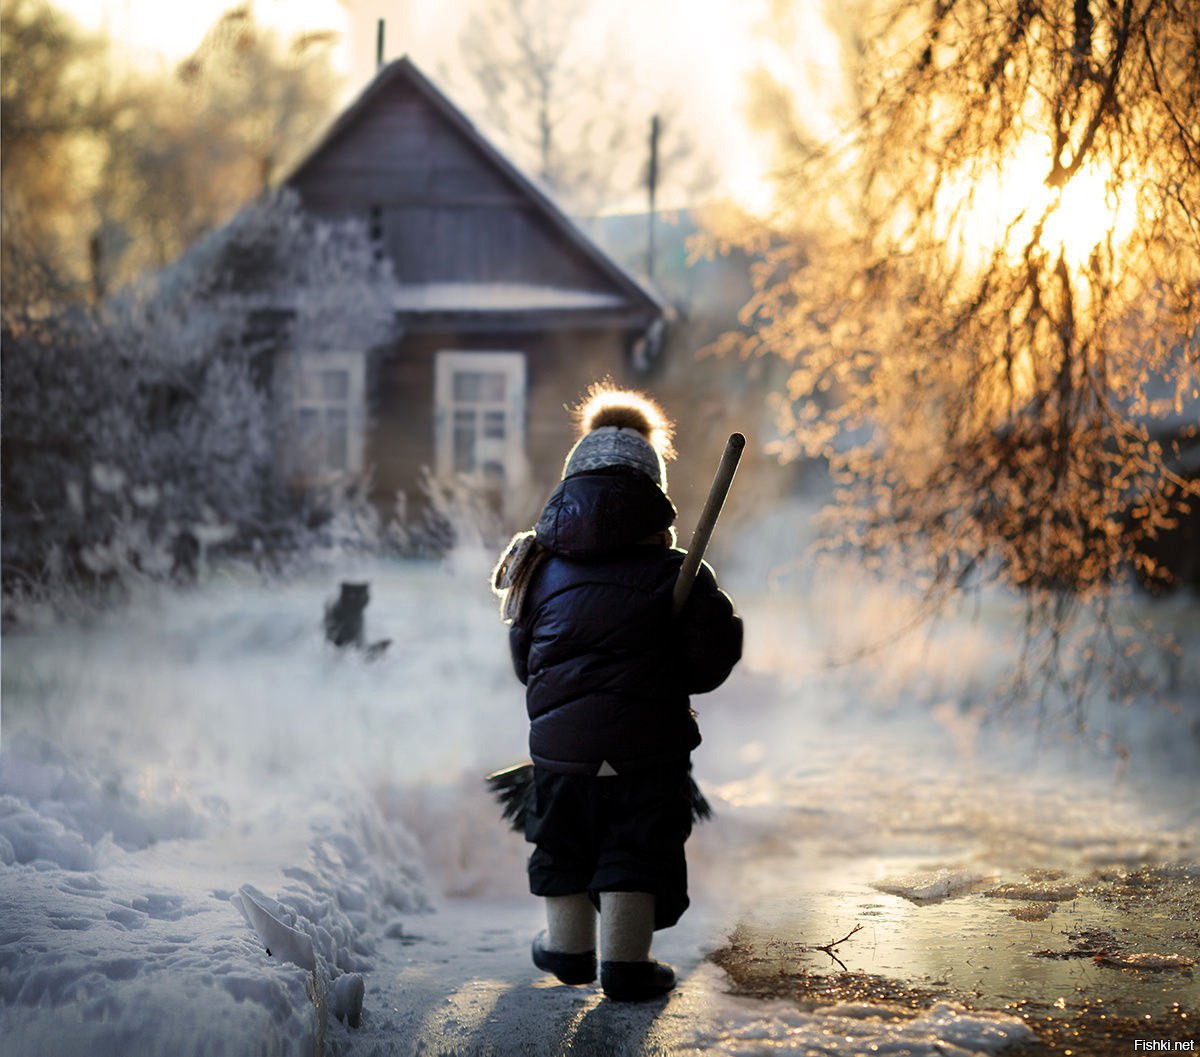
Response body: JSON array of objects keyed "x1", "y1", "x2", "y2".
[{"x1": 492, "y1": 387, "x2": 743, "y2": 1001}]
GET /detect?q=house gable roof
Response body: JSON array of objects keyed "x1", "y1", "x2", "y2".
[{"x1": 284, "y1": 57, "x2": 662, "y2": 327}]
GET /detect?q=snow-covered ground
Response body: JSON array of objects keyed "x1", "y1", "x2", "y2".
[{"x1": 2, "y1": 505, "x2": 1198, "y2": 1055}]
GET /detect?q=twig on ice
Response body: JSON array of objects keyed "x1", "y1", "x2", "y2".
[
  {"x1": 816, "y1": 923, "x2": 864, "y2": 953},
  {"x1": 808, "y1": 923, "x2": 863, "y2": 971}
]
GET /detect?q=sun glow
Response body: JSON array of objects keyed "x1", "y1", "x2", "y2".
[
  {"x1": 937, "y1": 135, "x2": 1139, "y2": 279},
  {"x1": 51, "y1": 0, "x2": 791, "y2": 216},
  {"x1": 53, "y1": 0, "x2": 350, "y2": 72}
]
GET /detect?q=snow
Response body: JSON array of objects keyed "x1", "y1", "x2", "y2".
[
  {"x1": 2, "y1": 506, "x2": 1198, "y2": 1054},
  {"x1": 0, "y1": 563, "x2": 465, "y2": 1054},
  {"x1": 675, "y1": 982, "x2": 1033, "y2": 1056},
  {"x1": 389, "y1": 282, "x2": 627, "y2": 312}
]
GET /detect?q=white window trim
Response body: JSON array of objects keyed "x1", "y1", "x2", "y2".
[
  {"x1": 291, "y1": 350, "x2": 367, "y2": 485},
  {"x1": 434, "y1": 350, "x2": 527, "y2": 487}
]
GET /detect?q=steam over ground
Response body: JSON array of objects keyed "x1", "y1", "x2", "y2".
[{"x1": 2, "y1": 501, "x2": 1197, "y2": 1055}]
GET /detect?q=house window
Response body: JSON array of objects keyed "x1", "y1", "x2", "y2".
[
  {"x1": 293, "y1": 352, "x2": 366, "y2": 483},
  {"x1": 434, "y1": 351, "x2": 526, "y2": 487}
]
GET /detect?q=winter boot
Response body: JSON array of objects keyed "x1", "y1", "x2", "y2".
[
  {"x1": 532, "y1": 893, "x2": 596, "y2": 985},
  {"x1": 599, "y1": 891, "x2": 676, "y2": 1001},
  {"x1": 600, "y1": 959, "x2": 677, "y2": 1001}
]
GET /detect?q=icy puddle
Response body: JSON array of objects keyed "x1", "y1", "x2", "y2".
[{"x1": 710, "y1": 859, "x2": 1199, "y2": 1054}]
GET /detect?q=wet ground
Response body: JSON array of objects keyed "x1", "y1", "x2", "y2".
[{"x1": 708, "y1": 859, "x2": 1199, "y2": 1055}]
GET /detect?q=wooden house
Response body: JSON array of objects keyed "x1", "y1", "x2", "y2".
[{"x1": 281, "y1": 57, "x2": 664, "y2": 525}]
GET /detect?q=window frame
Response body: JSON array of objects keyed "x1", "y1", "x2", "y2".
[
  {"x1": 433, "y1": 351, "x2": 527, "y2": 487},
  {"x1": 291, "y1": 350, "x2": 367, "y2": 485}
]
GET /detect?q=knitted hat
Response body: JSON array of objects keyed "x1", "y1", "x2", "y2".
[{"x1": 562, "y1": 387, "x2": 673, "y2": 490}]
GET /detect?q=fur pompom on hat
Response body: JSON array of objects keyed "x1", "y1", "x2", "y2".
[{"x1": 562, "y1": 386, "x2": 674, "y2": 490}]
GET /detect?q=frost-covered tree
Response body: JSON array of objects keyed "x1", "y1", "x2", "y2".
[
  {"x1": 2, "y1": 193, "x2": 397, "y2": 594},
  {"x1": 721, "y1": 0, "x2": 1200, "y2": 715}
]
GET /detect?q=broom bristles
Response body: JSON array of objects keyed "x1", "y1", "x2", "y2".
[
  {"x1": 485, "y1": 763, "x2": 536, "y2": 830},
  {"x1": 485, "y1": 762, "x2": 712, "y2": 833}
]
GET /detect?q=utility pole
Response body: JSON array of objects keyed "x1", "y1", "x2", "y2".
[
  {"x1": 647, "y1": 114, "x2": 660, "y2": 282},
  {"x1": 376, "y1": 18, "x2": 385, "y2": 71},
  {"x1": 88, "y1": 232, "x2": 105, "y2": 304}
]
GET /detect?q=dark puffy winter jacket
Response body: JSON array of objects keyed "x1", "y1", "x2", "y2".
[{"x1": 510, "y1": 468, "x2": 743, "y2": 775}]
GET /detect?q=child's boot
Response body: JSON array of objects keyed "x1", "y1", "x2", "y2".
[
  {"x1": 599, "y1": 891, "x2": 676, "y2": 1001},
  {"x1": 532, "y1": 892, "x2": 597, "y2": 984}
]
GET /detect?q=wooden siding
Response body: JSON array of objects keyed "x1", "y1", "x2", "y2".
[
  {"x1": 365, "y1": 342, "x2": 435, "y2": 511},
  {"x1": 366, "y1": 330, "x2": 641, "y2": 526},
  {"x1": 294, "y1": 81, "x2": 512, "y2": 201},
  {"x1": 365, "y1": 328, "x2": 754, "y2": 543},
  {"x1": 290, "y1": 77, "x2": 609, "y2": 290},
  {"x1": 279, "y1": 58, "x2": 666, "y2": 532}
]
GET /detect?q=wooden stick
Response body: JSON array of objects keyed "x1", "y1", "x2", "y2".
[{"x1": 672, "y1": 432, "x2": 746, "y2": 615}]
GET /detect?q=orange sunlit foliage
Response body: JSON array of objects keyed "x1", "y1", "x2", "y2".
[
  {"x1": 718, "y1": 0, "x2": 1200, "y2": 711},
  {"x1": 934, "y1": 134, "x2": 1139, "y2": 285},
  {"x1": 0, "y1": 1, "x2": 336, "y2": 313}
]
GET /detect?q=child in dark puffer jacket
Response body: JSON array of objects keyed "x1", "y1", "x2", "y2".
[{"x1": 492, "y1": 387, "x2": 743, "y2": 1001}]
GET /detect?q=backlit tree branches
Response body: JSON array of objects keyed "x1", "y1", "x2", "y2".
[{"x1": 736, "y1": 0, "x2": 1199, "y2": 601}]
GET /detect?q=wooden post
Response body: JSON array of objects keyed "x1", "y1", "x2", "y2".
[
  {"x1": 88, "y1": 232, "x2": 104, "y2": 303},
  {"x1": 647, "y1": 114, "x2": 660, "y2": 281}
]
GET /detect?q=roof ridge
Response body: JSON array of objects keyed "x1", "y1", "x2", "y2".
[{"x1": 283, "y1": 56, "x2": 662, "y2": 318}]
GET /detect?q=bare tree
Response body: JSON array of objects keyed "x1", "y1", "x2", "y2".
[
  {"x1": 95, "y1": 6, "x2": 337, "y2": 285},
  {"x1": 174, "y1": 7, "x2": 337, "y2": 193},
  {"x1": 721, "y1": 0, "x2": 1200, "y2": 720},
  {"x1": 1, "y1": 2, "x2": 337, "y2": 307},
  {"x1": 447, "y1": 0, "x2": 711, "y2": 216},
  {"x1": 0, "y1": 0, "x2": 125, "y2": 303},
  {"x1": 2, "y1": 193, "x2": 398, "y2": 594}
]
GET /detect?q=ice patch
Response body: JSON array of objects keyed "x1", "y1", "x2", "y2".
[
  {"x1": 873, "y1": 868, "x2": 992, "y2": 902},
  {"x1": 1008, "y1": 903, "x2": 1057, "y2": 921}
]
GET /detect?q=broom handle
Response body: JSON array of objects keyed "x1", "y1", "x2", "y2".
[{"x1": 672, "y1": 432, "x2": 745, "y2": 616}]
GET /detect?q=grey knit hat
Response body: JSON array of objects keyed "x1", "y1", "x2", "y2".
[
  {"x1": 561, "y1": 389, "x2": 671, "y2": 489},
  {"x1": 563, "y1": 426, "x2": 667, "y2": 488}
]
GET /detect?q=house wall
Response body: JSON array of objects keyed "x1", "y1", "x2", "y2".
[
  {"x1": 282, "y1": 62, "x2": 664, "y2": 540},
  {"x1": 367, "y1": 328, "x2": 639, "y2": 530}
]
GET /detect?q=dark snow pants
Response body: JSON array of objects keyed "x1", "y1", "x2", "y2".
[{"x1": 524, "y1": 763, "x2": 693, "y2": 930}]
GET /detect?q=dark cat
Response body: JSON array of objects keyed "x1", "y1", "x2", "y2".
[
  {"x1": 324, "y1": 581, "x2": 392, "y2": 658},
  {"x1": 324, "y1": 582, "x2": 369, "y2": 648}
]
